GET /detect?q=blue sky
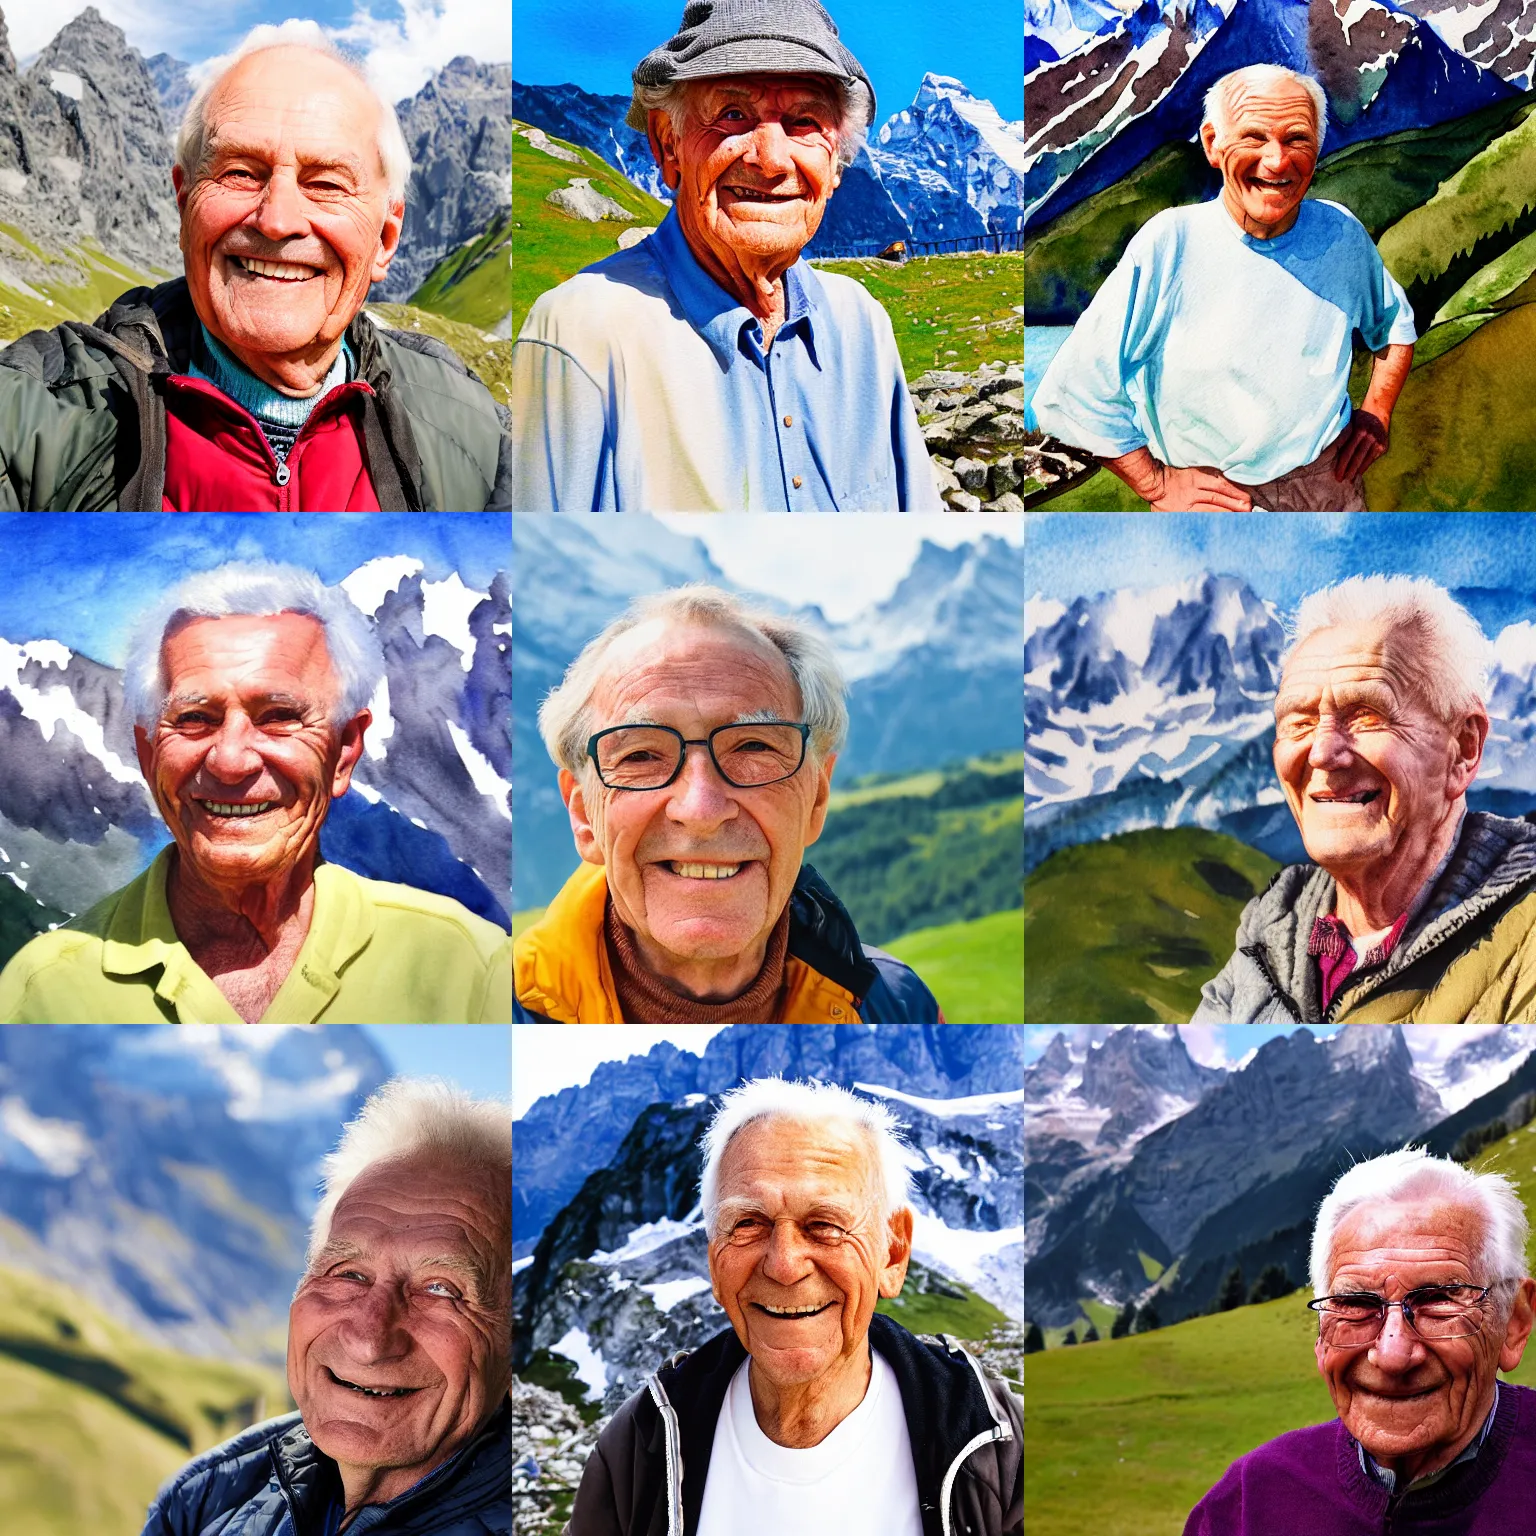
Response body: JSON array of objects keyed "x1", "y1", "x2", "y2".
[
  {"x1": 364, "y1": 1023, "x2": 510, "y2": 1103},
  {"x1": 1024, "y1": 1023, "x2": 1335, "y2": 1069},
  {"x1": 514, "y1": 0, "x2": 1022, "y2": 122},
  {"x1": 0, "y1": 513, "x2": 507, "y2": 664},
  {"x1": 1027, "y1": 513, "x2": 1536, "y2": 611},
  {"x1": 15, "y1": 1, "x2": 511, "y2": 102}
]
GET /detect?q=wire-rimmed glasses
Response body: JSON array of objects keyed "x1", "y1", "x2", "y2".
[
  {"x1": 586, "y1": 722, "x2": 811, "y2": 791},
  {"x1": 1307, "y1": 1284, "x2": 1495, "y2": 1348}
]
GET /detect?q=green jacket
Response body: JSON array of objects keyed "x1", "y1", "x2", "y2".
[
  {"x1": 0, "y1": 279, "x2": 512, "y2": 510},
  {"x1": 0, "y1": 848, "x2": 513, "y2": 1023}
]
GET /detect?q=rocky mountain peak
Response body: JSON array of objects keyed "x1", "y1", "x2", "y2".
[
  {"x1": 0, "y1": 9, "x2": 14, "y2": 77},
  {"x1": 1025, "y1": 1032, "x2": 1075, "y2": 1100}
]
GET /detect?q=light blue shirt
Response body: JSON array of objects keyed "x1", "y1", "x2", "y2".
[
  {"x1": 509, "y1": 210, "x2": 941, "y2": 511},
  {"x1": 1031, "y1": 198, "x2": 1416, "y2": 485}
]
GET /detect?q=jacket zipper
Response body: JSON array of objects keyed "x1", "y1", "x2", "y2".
[
  {"x1": 647, "y1": 1373, "x2": 685, "y2": 1536},
  {"x1": 938, "y1": 1340, "x2": 1015, "y2": 1536}
]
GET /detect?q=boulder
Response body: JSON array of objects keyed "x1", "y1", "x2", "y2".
[
  {"x1": 982, "y1": 492, "x2": 1025, "y2": 512},
  {"x1": 945, "y1": 489, "x2": 983, "y2": 513},
  {"x1": 521, "y1": 126, "x2": 582, "y2": 163},
  {"x1": 617, "y1": 225, "x2": 656, "y2": 249},
  {"x1": 989, "y1": 456, "x2": 1019, "y2": 497},
  {"x1": 546, "y1": 178, "x2": 636, "y2": 222},
  {"x1": 931, "y1": 459, "x2": 960, "y2": 497},
  {"x1": 953, "y1": 455, "x2": 989, "y2": 492}
]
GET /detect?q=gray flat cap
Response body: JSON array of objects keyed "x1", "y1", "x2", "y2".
[{"x1": 626, "y1": 0, "x2": 874, "y2": 131}]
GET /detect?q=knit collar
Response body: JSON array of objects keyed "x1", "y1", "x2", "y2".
[{"x1": 189, "y1": 324, "x2": 353, "y2": 427}]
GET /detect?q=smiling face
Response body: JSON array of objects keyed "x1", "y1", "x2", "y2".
[
  {"x1": 288, "y1": 1152, "x2": 512, "y2": 1505},
  {"x1": 133, "y1": 612, "x2": 366, "y2": 900},
  {"x1": 1272, "y1": 618, "x2": 1485, "y2": 894},
  {"x1": 1315, "y1": 1199, "x2": 1534, "y2": 1482},
  {"x1": 560, "y1": 619, "x2": 835, "y2": 996},
  {"x1": 173, "y1": 46, "x2": 403, "y2": 394},
  {"x1": 708, "y1": 1115, "x2": 911, "y2": 1392},
  {"x1": 1201, "y1": 80, "x2": 1319, "y2": 238},
  {"x1": 650, "y1": 74, "x2": 843, "y2": 281}
]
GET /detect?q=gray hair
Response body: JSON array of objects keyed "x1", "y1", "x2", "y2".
[
  {"x1": 1285, "y1": 575, "x2": 1492, "y2": 723},
  {"x1": 538, "y1": 583, "x2": 849, "y2": 775},
  {"x1": 700, "y1": 1078, "x2": 913, "y2": 1235},
  {"x1": 1202, "y1": 65, "x2": 1327, "y2": 150},
  {"x1": 633, "y1": 75, "x2": 873, "y2": 169},
  {"x1": 304, "y1": 1078, "x2": 512, "y2": 1276},
  {"x1": 175, "y1": 19, "x2": 412, "y2": 206},
  {"x1": 123, "y1": 560, "x2": 386, "y2": 729},
  {"x1": 1310, "y1": 1147, "x2": 1530, "y2": 1299}
]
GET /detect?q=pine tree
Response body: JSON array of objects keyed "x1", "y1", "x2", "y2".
[
  {"x1": 1082, "y1": 1322, "x2": 1100, "y2": 1343},
  {"x1": 1062, "y1": 1328, "x2": 1078, "y2": 1346},
  {"x1": 1024, "y1": 1321, "x2": 1045, "y2": 1355},
  {"x1": 1216, "y1": 1266, "x2": 1246, "y2": 1312},
  {"x1": 1248, "y1": 1263, "x2": 1292, "y2": 1305},
  {"x1": 1110, "y1": 1303, "x2": 1135, "y2": 1339},
  {"x1": 1134, "y1": 1300, "x2": 1162, "y2": 1334}
]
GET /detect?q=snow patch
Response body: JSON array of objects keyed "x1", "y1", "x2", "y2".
[
  {"x1": 340, "y1": 555, "x2": 423, "y2": 617},
  {"x1": 49, "y1": 70, "x2": 84, "y2": 101},
  {"x1": 512, "y1": 1255, "x2": 535, "y2": 1275},
  {"x1": 856, "y1": 1082, "x2": 1024, "y2": 1116},
  {"x1": 551, "y1": 1327, "x2": 609, "y2": 1399},
  {"x1": 421, "y1": 573, "x2": 486, "y2": 670},
  {"x1": 591, "y1": 1216, "x2": 705, "y2": 1265},
  {"x1": 447, "y1": 720, "x2": 511, "y2": 819},
  {"x1": 641, "y1": 1276, "x2": 713, "y2": 1312}
]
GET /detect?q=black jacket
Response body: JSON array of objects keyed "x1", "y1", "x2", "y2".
[{"x1": 564, "y1": 1314, "x2": 1022, "y2": 1536}]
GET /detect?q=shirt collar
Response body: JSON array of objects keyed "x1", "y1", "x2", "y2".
[
  {"x1": 1359, "y1": 1381, "x2": 1500, "y2": 1495},
  {"x1": 648, "y1": 209, "x2": 822, "y2": 369}
]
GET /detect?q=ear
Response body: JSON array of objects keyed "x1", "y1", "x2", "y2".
[
  {"x1": 1499, "y1": 1277, "x2": 1536, "y2": 1373},
  {"x1": 1449, "y1": 708, "x2": 1490, "y2": 798},
  {"x1": 560, "y1": 768, "x2": 606, "y2": 866},
  {"x1": 877, "y1": 1206, "x2": 914, "y2": 1299},
  {"x1": 370, "y1": 197, "x2": 406, "y2": 284},
  {"x1": 133, "y1": 722, "x2": 155, "y2": 783},
  {"x1": 1200, "y1": 120, "x2": 1220, "y2": 169},
  {"x1": 330, "y1": 711, "x2": 371, "y2": 798},
  {"x1": 801, "y1": 750, "x2": 837, "y2": 848},
  {"x1": 648, "y1": 109, "x2": 682, "y2": 192}
]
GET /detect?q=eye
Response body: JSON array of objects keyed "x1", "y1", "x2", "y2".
[{"x1": 423, "y1": 1280, "x2": 461, "y2": 1298}]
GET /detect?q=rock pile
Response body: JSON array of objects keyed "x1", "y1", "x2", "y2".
[
  {"x1": 1020, "y1": 430, "x2": 1094, "y2": 503},
  {"x1": 545, "y1": 177, "x2": 635, "y2": 222},
  {"x1": 912, "y1": 361, "x2": 1028, "y2": 511},
  {"x1": 512, "y1": 1376, "x2": 604, "y2": 1535}
]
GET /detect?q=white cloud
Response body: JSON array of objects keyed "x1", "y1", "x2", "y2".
[{"x1": 336, "y1": 0, "x2": 511, "y2": 102}]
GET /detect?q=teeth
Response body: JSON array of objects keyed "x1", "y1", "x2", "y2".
[
  {"x1": 346, "y1": 1381, "x2": 412, "y2": 1397},
  {"x1": 761, "y1": 1303, "x2": 828, "y2": 1316},
  {"x1": 201, "y1": 800, "x2": 276, "y2": 817},
  {"x1": 236, "y1": 256, "x2": 316, "y2": 281},
  {"x1": 670, "y1": 862, "x2": 741, "y2": 879}
]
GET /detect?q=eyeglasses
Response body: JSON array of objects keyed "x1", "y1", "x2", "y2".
[
  {"x1": 586, "y1": 722, "x2": 811, "y2": 791},
  {"x1": 1308, "y1": 1285, "x2": 1496, "y2": 1347}
]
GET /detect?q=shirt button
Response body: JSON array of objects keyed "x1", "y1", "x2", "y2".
[
  {"x1": 792, "y1": 476, "x2": 803, "y2": 489},
  {"x1": 783, "y1": 414, "x2": 793, "y2": 427}
]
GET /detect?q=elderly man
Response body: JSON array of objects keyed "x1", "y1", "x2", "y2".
[
  {"x1": 143, "y1": 1078, "x2": 511, "y2": 1533},
  {"x1": 567, "y1": 1078, "x2": 1022, "y2": 1535},
  {"x1": 1193, "y1": 575, "x2": 1536, "y2": 1023},
  {"x1": 1187, "y1": 1147, "x2": 1536, "y2": 1532},
  {"x1": 0, "y1": 23, "x2": 509, "y2": 510},
  {"x1": 0, "y1": 562, "x2": 511, "y2": 1023},
  {"x1": 1032, "y1": 65, "x2": 1415, "y2": 512},
  {"x1": 509, "y1": 0, "x2": 939, "y2": 511},
  {"x1": 514, "y1": 585, "x2": 942, "y2": 1022}
]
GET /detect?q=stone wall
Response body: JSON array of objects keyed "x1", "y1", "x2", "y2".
[{"x1": 914, "y1": 361, "x2": 1027, "y2": 511}]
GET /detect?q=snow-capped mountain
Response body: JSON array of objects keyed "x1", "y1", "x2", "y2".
[
  {"x1": 1027, "y1": 573, "x2": 1536, "y2": 869},
  {"x1": 512, "y1": 518, "x2": 1023, "y2": 907},
  {"x1": 512, "y1": 79, "x2": 669, "y2": 201},
  {"x1": 1024, "y1": 0, "x2": 1514, "y2": 227},
  {"x1": 0, "y1": 558, "x2": 511, "y2": 942},
  {"x1": 514, "y1": 1024, "x2": 1023, "y2": 1410},
  {"x1": 0, "y1": 1023, "x2": 390, "y2": 1358},
  {"x1": 1396, "y1": 0, "x2": 1536, "y2": 87}
]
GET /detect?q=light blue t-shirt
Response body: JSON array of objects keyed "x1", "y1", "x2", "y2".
[
  {"x1": 509, "y1": 210, "x2": 940, "y2": 511},
  {"x1": 1032, "y1": 198, "x2": 1417, "y2": 484}
]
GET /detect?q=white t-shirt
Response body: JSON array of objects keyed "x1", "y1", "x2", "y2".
[{"x1": 696, "y1": 1349, "x2": 924, "y2": 1536}]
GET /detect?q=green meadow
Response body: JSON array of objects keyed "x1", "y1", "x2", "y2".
[{"x1": 887, "y1": 908, "x2": 1023, "y2": 1024}]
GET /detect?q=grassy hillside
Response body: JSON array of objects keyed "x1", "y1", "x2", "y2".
[
  {"x1": 878, "y1": 1260, "x2": 1010, "y2": 1339},
  {"x1": 409, "y1": 207, "x2": 512, "y2": 335},
  {"x1": 511, "y1": 122, "x2": 669, "y2": 340},
  {"x1": 886, "y1": 908, "x2": 1023, "y2": 1023},
  {"x1": 1024, "y1": 827, "x2": 1279, "y2": 1023},
  {"x1": 1027, "y1": 1118, "x2": 1536, "y2": 1535},
  {"x1": 813, "y1": 252, "x2": 1024, "y2": 376},
  {"x1": 0, "y1": 230, "x2": 171, "y2": 343},
  {"x1": 365, "y1": 302, "x2": 511, "y2": 410},
  {"x1": 0, "y1": 1262, "x2": 284, "y2": 1534}
]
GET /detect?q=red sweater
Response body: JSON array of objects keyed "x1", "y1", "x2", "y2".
[{"x1": 161, "y1": 375, "x2": 380, "y2": 511}]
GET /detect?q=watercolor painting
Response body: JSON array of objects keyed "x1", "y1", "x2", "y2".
[
  {"x1": 0, "y1": 512, "x2": 511, "y2": 972},
  {"x1": 1025, "y1": 512, "x2": 1536, "y2": 1022},
  {"x1": 1023, "y1": 1, "x2": 1536, "y2": 510}
]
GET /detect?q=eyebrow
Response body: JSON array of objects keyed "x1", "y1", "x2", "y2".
[
  {"x1": 713, "y1": 1195, "x2": 865, "y2": 1226},
  {"x1": 205, "y1": 140, "x2": 366, "y2": 179},
  {"x1": 1275, "y1": 680, "x2": 1397, "y2": 715},
  {"x1": 163, "y1": 691, "x2": 312, "y2": 713},
  {"x1": 311, "y1": 1239, "x2": 489, "y2": 1296}
]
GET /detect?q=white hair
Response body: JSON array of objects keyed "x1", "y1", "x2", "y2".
[
  {"x1": 1202, "y1": 65, "x2": 1327, "y2": 150},
  {"x1": 175, "y1": 20, "x2": 412, "y2": 205},
  {"x1": 1310, "y1": 1147, "x2": 1530, "y2": 1299},
  {"x1": 537, "y1": 583, "x2": 848, "y2": 775},
  {"x1": 633, "y1": 75, "x2": 873, "y2": 169},
  {"x1": 699, "y1": 1078, "x2": 913, "y2": 1235},
  {"x1": 304, "y1": 1078, "x2": 512, "y2": 1275},
  {"x1": 122, "y1": 560, "x2": 385, "y2": 729},
  {"x1": 1285, "y1": 575, "x2": 1492, "y2": 723}
]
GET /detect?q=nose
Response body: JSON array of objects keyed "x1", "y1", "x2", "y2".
[
  {"x1": 1368, "y1": 1305, "x2": 1424, "y2": 1371},
  {"x1": 1306, "y1": 712, "x2": 1353, "y2": 771},
  {"x1": 1259, "y1": 137, "x2": 1289, "y2": 174},
  {"x1": 251, "y1": 167, "x2": 311, "y2": 243},
  {"x1": 743, "y1": 118, "x2": 795, "y2": 178},
  {"x1": 335, "y1": 1280, "x2": 412, "y2": 1362},
  {"x1": 759, "y1": 1220, "x2": 814, "y2": 1287},
  {"x1": 203, "y1": 711, "x2": 266, "y2": 782},
  {"x1": 663, "y1": 743, "x2": 736, "y2": 829}
]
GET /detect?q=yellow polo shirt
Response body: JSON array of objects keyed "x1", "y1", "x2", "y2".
[{"x1": 0, "y1": 848, "x2": 512, "y2": 1024}]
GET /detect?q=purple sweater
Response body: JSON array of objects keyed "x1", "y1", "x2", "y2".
[{"x1": 1184, "y1": 1384, "x2": 1536, "y2": 1534}]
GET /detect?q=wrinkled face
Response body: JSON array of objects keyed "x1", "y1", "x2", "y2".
[
  {"x1": 708, "y1": 1116, "x2": 910, "y2": 1391},
  {"x1": 652, "y1": 74, "x2": 843, "y2": 276},
  {"x1": 562, "y1": 620, "x2": 835, "y2": 965},
  {"x1": 1315, "y1": 1201, "x2": 1530, "y2": 1474},
  {"x1": 133, "y1": 613, "x2": 364, "y2": 892},
  {"x1": 1202, "y1": 82, "x2": 1319, "y2": 235},
  {"x1": 1273, "y1": 619, "x2": 1481, "y2": 883},
  {"x1": 288, "y1": 1153, "x2": 511, "y2": 1494},
  {"x1": 173, "y1": 46, "x2": 402, "y2": 375}
]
